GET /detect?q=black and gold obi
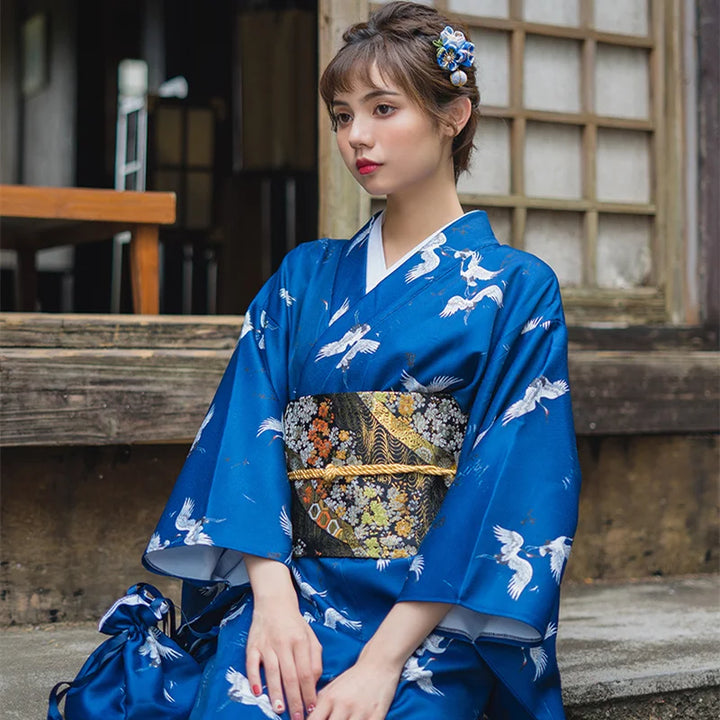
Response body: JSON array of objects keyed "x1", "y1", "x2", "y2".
[{"x1": 283, "y1": 392, "x2": 468, "y2": 559}]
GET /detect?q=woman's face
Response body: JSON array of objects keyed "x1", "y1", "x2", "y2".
[{"x1": 332, "y1": 66, "x2": 454, "y2": 199}]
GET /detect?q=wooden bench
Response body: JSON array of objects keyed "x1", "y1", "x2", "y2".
[{"x1": 0, "y1": 185, "x2": 176, "y2": 314}]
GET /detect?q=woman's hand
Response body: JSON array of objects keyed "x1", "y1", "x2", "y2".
[
  {"x1": 309, "y1": 600, "x2": 452, "y2": 719},
  {"x1": 309, "y1": 653, "x2": 402, "y2": 720},
  {"x1": 245, "y1": 556, "x2": 323, "y2": 718}
]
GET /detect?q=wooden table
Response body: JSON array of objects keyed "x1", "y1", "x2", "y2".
[{"x1": 0, "y1": 185, "x2": 176, "y2": 314}]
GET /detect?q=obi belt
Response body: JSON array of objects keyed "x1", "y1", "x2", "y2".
[{"x1": 283, "y1": 392, "x2": 468, "y2": 560}]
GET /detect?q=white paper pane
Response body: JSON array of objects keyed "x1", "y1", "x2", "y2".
[
  {"x1": 524, "y1": 36, "x2": 581, "y2": 113},
  {"x1": 597, "y1": 214, "x2": 652, "y2": 288},
  {"x1": 525, "y1": 122, "x2": 582, "y2": 199},
  {"x1": 473, "y1": 29, "x2": 509, "y2": 107},
  {"x1": 594, "y1": 0, "x2": 648, "y2": 36},
  {"x1": 523, "y1": 0, "x2": 579, "y2": 27},
  {"x1": 450, "y1": 0, "x2": 508, "y2": 17},
  {"x1": 595, "y1": 45, "x2": 649, "y2": 119},
  {"x1": 596, "y1": 129, "x2": 650, "y2": 203},
  {"x1": 524, "y1": 211, "x2": 583, "y2": 286},
  {"x1": 458, "y1": 119, "x2": 510, "y2": 196}
]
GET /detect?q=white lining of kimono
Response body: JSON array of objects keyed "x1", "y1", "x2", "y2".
[
  {"x1": 145, "y1": 546, "x2": 249, "y2": 587},
  {"x1": 438, "y1": 605, "x2": 541, "y2": 644},
  {"x1": 365, "y1": 210, "x2": 467, "y2": 293}
]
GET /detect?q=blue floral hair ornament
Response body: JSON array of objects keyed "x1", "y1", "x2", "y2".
[{"x1": 433, "y1": 25, "x2": 475, "y2": 87}]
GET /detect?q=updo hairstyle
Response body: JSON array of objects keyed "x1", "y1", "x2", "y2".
[{"x1": 319, "y1": 1, "x2": 481, "y2": 181}]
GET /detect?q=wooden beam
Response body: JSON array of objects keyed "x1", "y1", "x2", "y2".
[
  {"x1": 569, "y1": 349, "x2": 719, "y2": 435},
  {"x1": 0, "y1": 314, "x2": 717, "y2": 444},
  {"x1": 0, "y1": 313, "x2": 244, "y2": 349},
  {"x1": 317, "y1": 0, "x2": 371, "y2": 239},
  {"x1": 0, "y1": 185, "x2": 176, "y2": 224}
]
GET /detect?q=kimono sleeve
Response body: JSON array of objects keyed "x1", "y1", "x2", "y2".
[
  {"x1": 397, "y1": 275, "x2": 581, "y2": 646},
  {"x1": 143, "y1": 273, "x2": 294, "y2": 587}
]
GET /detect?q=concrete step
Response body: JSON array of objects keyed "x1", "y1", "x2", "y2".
[{"x1": 1, "y1": 575, "x2": 718, "y2": 719}]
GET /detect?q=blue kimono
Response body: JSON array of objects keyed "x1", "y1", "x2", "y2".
[{"x1": 144, "y1": 210, "x2": 580, "y2": 719}]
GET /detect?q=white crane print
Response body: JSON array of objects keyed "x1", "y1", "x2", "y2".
[
  {"x1": 521, "y1": 316, "x2": 552, "y2": 334},
  {"x1": 405, "y1": 233, "x2": 447, "y2": 283},
  {"x1": 501, "y1": 377, "x2": 569, "y2": 426},
  {"x1": 536, "y1": 536, "x2": 573, "y2": 584},
  {"x1": 219, "y1": 600, "x2": 250, "y2": 628},
  {"x1": 440, "y1": 285, "x2": 504, "y2": 320},
  {"x1": 416, "y1": 632, "x2": 452, "y2": 657},
  {"x1": 189, "y1": 404, "x2": 215, "y2": 455},
  {"x1": 400, "y1": 370, "x2": 462, "y2": 394},
  {"x1": 239, "y1": 312, "x2": 253, "y2": 340},
  {"x1": 175, "y1": 497, "x2": 224, "y2": 546},
  {"x1": 225, "y1": 667, "x2": 281, "y2": 719},
  {"x1": 454, "y1": 249, "x2": 501, "y2": 287},
  {"x1": 323, "y1": 607, "x2": 363, "y2": 632},
  {"x1": 401, "y1": 656, "x2": 444, "y2": 696},
  {"x1": 347, "y1": 221, "x2": 373, "y2": 254},
  {"x1": 493, "y1": 526, "x2": 533, "y2": 601},
  {"x1": 279, "y1": 288, "x2": 295, "y2": 306},
  {"x1": 291, "y1": 565, "x2": 327, "y2": 600},
  {"x1": 146, "y1": 533, "x2": 170, "y2": 553},
  {"x1": 409, "y1": 554, "x2": 425, "y2": 581},
  {"x1": 329, "y1": 297, "x2": 350, "y2": 326},
  {"x1": 523, "y1": 622, "x2": 557, "y2": 681},
  {"x1": 138, "y1": 626, "x2": 182, "y2": 667},
  {"x1": 279, "y1": 506, "x2": 293, "y2": 540},
  {"x1": 256, "y1": 416, "x2": 284, "y2": 441},
  {"x1": 315, "y1": 323, "x2": 380, "y2": 370}
]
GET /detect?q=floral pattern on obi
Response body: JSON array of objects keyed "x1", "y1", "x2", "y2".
[{"x1": 283, "y1": 392, "x2": 468, "y2": 559}]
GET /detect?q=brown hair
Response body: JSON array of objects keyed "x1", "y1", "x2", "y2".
[{"x1": 319, "y1": 1, "x2": 481, "y2": 181}]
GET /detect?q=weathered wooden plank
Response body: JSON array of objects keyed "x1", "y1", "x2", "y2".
[
  {"x1": 569, "y1": 350, "x2": 719, "y2": 435},
  {"x1": 0, "y1": 313, "x2": 244, "y2": 349},
  {"x1": 1, "y1": 347, "x2": 717, "y2": 446},
  {"x1": 0, "y1": 348, "x2": 230, "y2": 446}
]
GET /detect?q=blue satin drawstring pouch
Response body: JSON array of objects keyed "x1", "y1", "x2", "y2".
[{"x1": 48, "y1": 583, "x2": 201, "y2": 720}]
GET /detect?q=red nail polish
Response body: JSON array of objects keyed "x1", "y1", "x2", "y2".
[
  {"x1": 252, "y1": 684, "x2": 262, "y2": 696},
  {"x1": 307, "y1": 704, "x2": 316, "y2": 713}
]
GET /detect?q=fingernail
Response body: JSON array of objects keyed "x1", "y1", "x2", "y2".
[
  {"x1": 307, "y1": 704, "x2": 315, "y2": 713},
  {"x1": 252, "y1": 684, "x2": 262, "y2": 696},
  {"x1": 293, "y1": 713, "x2": 302, "y2": 720},
  {"x1": 274, "y1": 700, "x2": 284, "y2": 713}
]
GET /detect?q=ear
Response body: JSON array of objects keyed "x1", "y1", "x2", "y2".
[{"x1": 442, "y1": 97, "x2": 473, "y2": 138}]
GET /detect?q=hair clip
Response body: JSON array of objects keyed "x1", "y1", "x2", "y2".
[{"x1": 433, "y1": 25, "x2": 475, "y2": 87}]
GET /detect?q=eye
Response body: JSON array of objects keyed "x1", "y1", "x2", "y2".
[
  {"x1": 334, "y1": 112, "x2": 352, "y2": 127},
  {"x1": 375, "y1": 104, "x2": 396, "y2": 117}
]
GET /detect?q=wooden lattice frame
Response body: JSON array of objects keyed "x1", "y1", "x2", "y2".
[{"x1": 324, "y1": 1, "x2": 687, "y2": 324}]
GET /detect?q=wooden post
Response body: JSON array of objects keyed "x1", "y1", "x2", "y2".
[
  {"x1": 317, "y1": 0, "x2": 371, "y2": 240},
  {"x1": 129, "y1": 224, "x2": 160, "y2": 314}
]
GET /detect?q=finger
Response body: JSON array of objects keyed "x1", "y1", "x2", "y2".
[
  {"x1": 294, "y1": 641, "x2": 319, "y2": 711},
  {"x1": 262, "y1": 653, "x2": 286, "y2": 716},
  {"x1": 277, "y1": 650, "x2": 305, "y2": 720},
  {"x1": 245, "y1": 645, "x2": 264, "y2": 698}
]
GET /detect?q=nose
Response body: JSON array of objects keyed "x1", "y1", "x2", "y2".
[{"x1": 348, "y1": 115, "x2": 373, "y2": 150}]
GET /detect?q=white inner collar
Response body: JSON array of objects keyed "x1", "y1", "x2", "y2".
[{"x1": 365, "y1": 211, "x2": 467, "y2": 293}]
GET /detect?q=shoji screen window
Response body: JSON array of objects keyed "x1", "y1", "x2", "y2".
[{"x1": 432, "y1": 0, "x2": 678, "y2": 324}]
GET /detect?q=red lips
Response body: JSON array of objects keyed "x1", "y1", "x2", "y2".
[{"x1": 356, "y1": 158, "x2": 381, "y2": 175}]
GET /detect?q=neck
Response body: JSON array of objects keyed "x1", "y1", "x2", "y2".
[{"x1": 381, "y1": 167, "x2": 464, "y2": 267}]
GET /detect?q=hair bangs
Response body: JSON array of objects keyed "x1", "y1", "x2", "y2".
[{"x1": 319, "y1": 38, "x2": 421, "y2": 129}]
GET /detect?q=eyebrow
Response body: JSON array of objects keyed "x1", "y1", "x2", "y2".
[{"x1": 331, "y1": 88, "x2": 402, "y2": 108}]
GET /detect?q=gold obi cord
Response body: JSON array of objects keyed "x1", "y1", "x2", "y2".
[{"x1": 283, "y1": 392, "x2": 468, "y2": 559}]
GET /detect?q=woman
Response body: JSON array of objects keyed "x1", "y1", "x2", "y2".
[{"x1": 144, "y1": 3, "x2": 580, "y2": 719}]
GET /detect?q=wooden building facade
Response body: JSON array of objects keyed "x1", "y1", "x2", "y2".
[{"x1": 0, "y1": 0, "x2": 718, "y2": 625}]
